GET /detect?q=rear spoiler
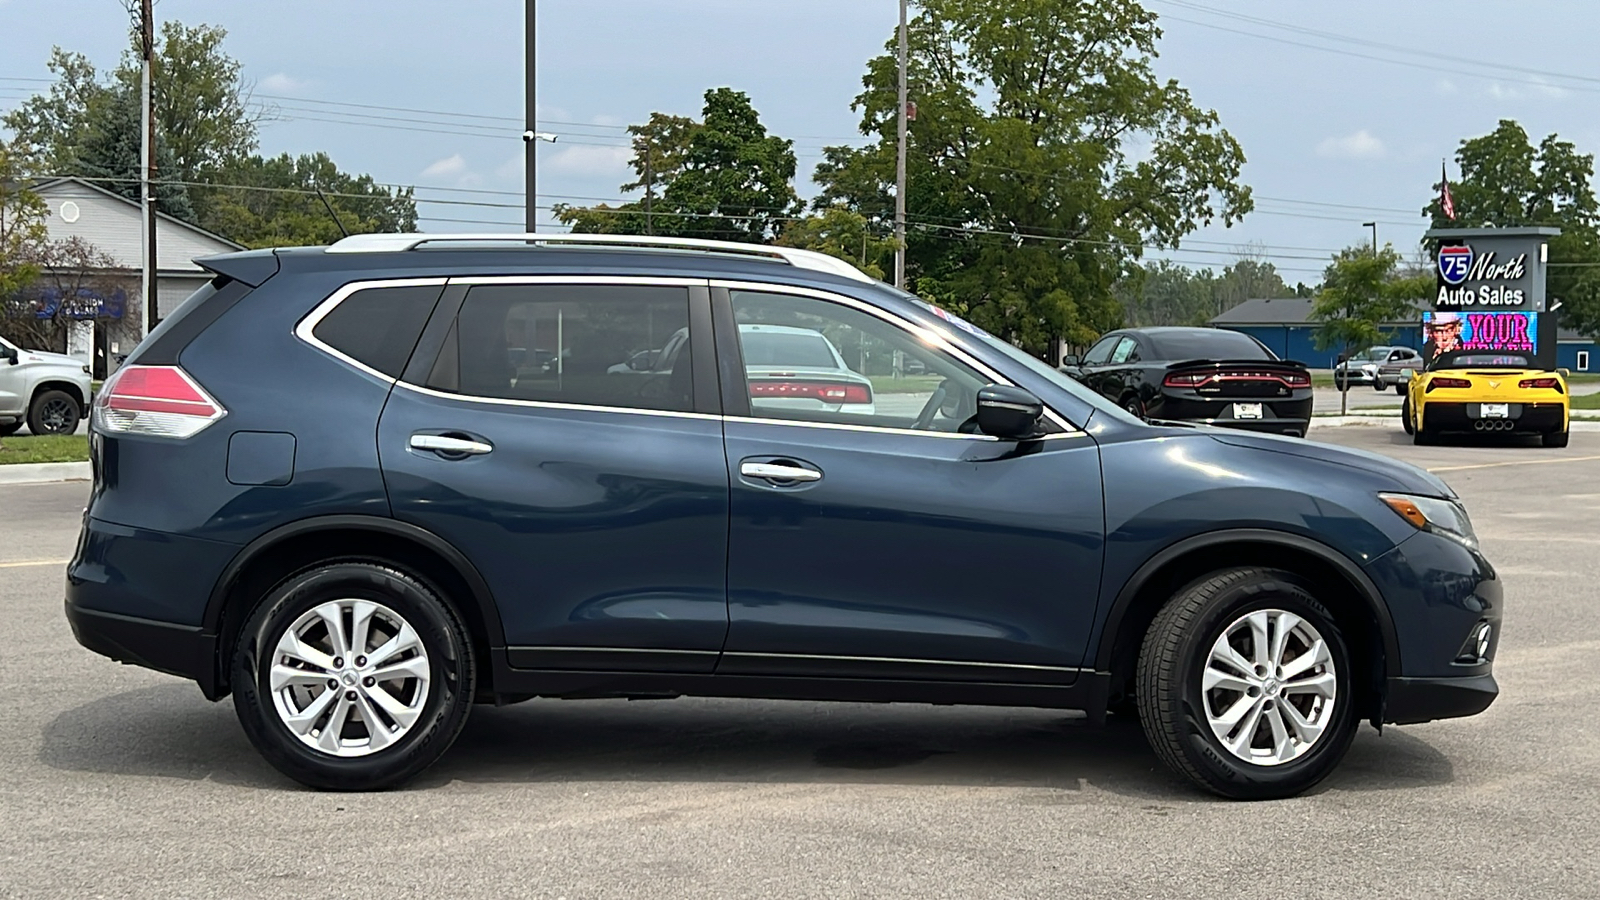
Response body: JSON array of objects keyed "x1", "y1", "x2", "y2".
[
  {"x1": 1167, "y1": 358, "x2": 1310, "y2": 371},
  {"x1": 195, "y1": 249, "x2": 280, "y2": 287}
]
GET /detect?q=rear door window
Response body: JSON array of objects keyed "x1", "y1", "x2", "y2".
[
  {"x1": 311, "y1": 284, "x2": 445, "y2": 378},
  {"x1": 427, "y1": 284, "x2": 695, "y2": 413}
]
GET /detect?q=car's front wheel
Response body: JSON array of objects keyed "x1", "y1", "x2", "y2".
[
  {"x1": 1136, "y1": 567, "x2": 1357, "y2": 799},
  {"x1": 232, "y1": 561, "x2": 476, "y2": 790},
  {"x1": 27, "y1": 389, "x2": 80, "y2": 435}
]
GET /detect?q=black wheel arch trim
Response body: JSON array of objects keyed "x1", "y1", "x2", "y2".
[
  {"x1": 202, "y1": 514, "x2": 506, "y2": 648},
  {"x1": 1093, "y1": 528, "x2": 1402, "y2": 676}
]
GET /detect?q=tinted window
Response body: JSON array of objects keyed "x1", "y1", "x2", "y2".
[
  {"x1": 313, "y1": 284, "x2": 443, "y2": 378},
  {"x1": 1148, "y1": 330, "x2": 1273, "y2": 361},
  {"x1": 430, "y1": 284, "x2": 693, "y2": 412},
  {"x1": 730, "y1": 290, "x2": 989, "y2": 433},
  {"x1": 1083, "y1": 336, "x2": 1119, "y2": 365},
  {"x1": 741, "y1": 329, "x2": 838, "y2": 368}
]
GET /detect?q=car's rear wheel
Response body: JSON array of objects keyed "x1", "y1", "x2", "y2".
[
  {"x1": 1544, "y1": 429, "x2": 1570, "y2": 448},
  {"x1": 27, "y1": 389, "x2": 79, "y2": 435},
  {"x1": 1122, "y1": 396, "x2": 1145, "y2": 419},
  {"x1": 232, "y1": 561, "x2": 475, "y2": 790},
  {"x1": 1136, "y1": 567, "x2": 1357, "y2": 800},
  {"x1": 1400, "y1": 397, "x2": 1414, "y2": 435}
]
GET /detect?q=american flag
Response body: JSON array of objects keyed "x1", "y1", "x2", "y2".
[{"x1": 1441, "y1": 160, "x2": 1456, "y2": 220}]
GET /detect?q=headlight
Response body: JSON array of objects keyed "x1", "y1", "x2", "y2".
[{"x1": 1380, "y1": 492, "x2": 1478, "y2": 549}]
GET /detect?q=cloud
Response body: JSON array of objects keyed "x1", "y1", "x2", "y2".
[
  {"x1": 1316, "y1": 129, "x2": 1386, "y2": 160},
  {"x1": 259, "y1": 72, "x2": 309, "y2": 93},
  {"x1": 1488, "y1": 79, "x2": 1567, "y2": 100},
  {"x1": 1436, "y1": 79, "x2": 1458, "y2": 95},
  {"x1": 496, "y1": 152, "x2": 526, "y2": 179},
  {"x1": 542, "y1": 144, "x2": 632, "y2": 177},
  {"x1": 421, "y1": 153, "x2": 468, "y2": 179}
]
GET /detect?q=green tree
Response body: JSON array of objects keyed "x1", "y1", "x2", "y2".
[
  {"x1": 1425, "y1": 119, "x2": 1600, "y2": 338},
  {"x1": 558, "y1": 88, "x2": 800, "y2": 241},
  {"x1": 200, "y1": 153, "x2": 418, "y2": 248},
  {"x1": 775, "y1": 207, "x2": 897, "y2": 280},
  {"x1": 814, "y1": 0, "x2": 1252, "y2": 352},
  {"x1": 0, "y1": 144, "x2": 48, "y2": 305},
  {"x1": 3, "y1": 24, "x2": 412, "y2": 246}
]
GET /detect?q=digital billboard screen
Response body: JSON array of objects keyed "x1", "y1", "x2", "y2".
[{"x1": 1421, "y1": 310, "x2": 1538, "y2": 366}]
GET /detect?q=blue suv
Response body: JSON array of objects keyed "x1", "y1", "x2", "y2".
[{"x1": 66, "y1": 234, "x2": 1499, "y2": 798}]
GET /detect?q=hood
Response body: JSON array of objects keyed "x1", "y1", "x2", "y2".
[
  {"x1": 1206, "y1": 429, "x2": 1454, "y2": 498},
  {"x1": 18, "y1": 349, "x2": 87, "y2": 369}
]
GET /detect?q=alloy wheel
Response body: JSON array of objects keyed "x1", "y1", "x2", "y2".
[
  {"x1": 268, "y1": 599, "x2": 432, "y2": 758},
  {"x1": 39, "y1": 398, "x2": 74, "y2": 433},
  {"x1": 1201, "y1": 608, "x2": 1337, "y2": 766}
]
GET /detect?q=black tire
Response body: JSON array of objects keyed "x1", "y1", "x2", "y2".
[
  {"x1": 1400, "y1": 397, "x2": 1414, "y2": 435},
  {"x1": 1122, "y1": 396, "x2": 1145, "y2": 419},
  {"x1": 1372, "y1": 380, "x2": 1386, "y2": 392},
  {"x1": 1136, "y1": 567, "x2": 1357, "y2": 800},
  {"x1": 0, "y1": 421, "x2": 21, "y2": 437},
  {"x1": 1393, "y1": 383, "x2": 1406, "y2": 395},
  {"x1": 1334, "y1": 374, "x2": 1349, "y2": 392},
  {"x1": 27, "y1": 389, "x2": 80, "y2": 435},
  {"x1": 1544, "y1": 429, "x2": 1570, "y2": 448},
  {"x1": 232, "y1": 561, "x2": 476, "y2": 791}
]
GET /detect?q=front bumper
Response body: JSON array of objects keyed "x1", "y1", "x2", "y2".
[
  {"x1": 1385, "y1": 673, "x2": 1498, "y2": 724},
  {"x1": 65, "y1": 600, "x2": 221, "y2": 698}
]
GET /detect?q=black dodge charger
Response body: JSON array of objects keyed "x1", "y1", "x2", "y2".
[{"x1": 1061, "y1": 327, "x2": 1313, "y2": 437}]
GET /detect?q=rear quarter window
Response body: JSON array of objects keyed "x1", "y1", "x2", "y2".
[{"x1": 311, "y1": 284, "x2": 445, "y2": 378}]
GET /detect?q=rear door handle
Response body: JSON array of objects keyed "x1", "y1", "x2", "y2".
[
  {"x1": 740, "y1": 461, "x2": 822, "y2": 483},
  {"x1": 410, "y1": 433, "x2": 493, "y2": 456}
]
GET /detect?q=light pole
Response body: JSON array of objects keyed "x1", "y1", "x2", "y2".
[
  {"x1": 523, "y1": 131, "x2": 557, "y2": 232},
  {"x1": 1363, "y1": 221, "x2": 1377, "y2": 255},
  {"x1": 894, "y1": 0, "x2": 908, "y2": 289},
  {"x1": 525, "y1": 0, "x2": 537, "y2": 233}
]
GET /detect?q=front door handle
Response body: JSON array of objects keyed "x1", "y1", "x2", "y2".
[
  {"x1": 740, "y1": 461, "x2": 822, "y2": 483},
  {"x1": 410, "y1": 433, "x2": 493, "y2": 456}
]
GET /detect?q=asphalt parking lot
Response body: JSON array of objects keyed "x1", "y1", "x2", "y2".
[{"x1": 2, "y1": 424, "x2": 1597, "y2": 899}]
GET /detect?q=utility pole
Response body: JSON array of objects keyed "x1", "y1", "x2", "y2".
[
  {"x1": 138, "y1": 0, "x2": 156, "y2": 337},
  {"x1": 643, "y1": 135, "x2": 654, "y2": 236},
  {"x1": 524, "y1": 0, "x2": 537, "y2": 233},
  {"x1": 894, "y1": 0, "x2": 908, "y2": 289}
]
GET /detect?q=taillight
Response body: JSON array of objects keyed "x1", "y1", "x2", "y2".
[
  {"x1": 1163, "y1": 370, "x2": 1309, "y2": 389},
  {"x1": 1519, "y1": 377, "x2": 1562, "y2": 391},
  {"x1": 750, "y1": 380, "x2": 873, "y2": 404},
  {"x1": 94, "y1": 365, "x2": 226, "y2": 438},
  {"x1": 1280, "y1": 371, "x2": 1311, "y2": 388},
  {"x1": 1427, "y1": 377, "x2": 1472, "y2": 391},
  {"x1": 1164, "y1": 373, "x2": 1210, "y2": 388}
]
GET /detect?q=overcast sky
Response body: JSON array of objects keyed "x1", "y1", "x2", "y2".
[{"x1": 3, "y1": 0, "x2": 1598, "y2": 284}]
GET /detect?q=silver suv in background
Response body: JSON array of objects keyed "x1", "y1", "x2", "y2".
[{"x1": 0, "y1": 335, "x2": 93, "y2": 436}]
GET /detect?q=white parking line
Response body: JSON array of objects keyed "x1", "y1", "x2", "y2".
[
  {"x1": 1429, "y1": 454, "x2": 1600, "y2": 473},
  {"x1": 0, "y1": 559, "x2": 69, "y2": 569}
]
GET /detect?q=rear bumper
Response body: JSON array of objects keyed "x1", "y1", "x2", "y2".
[
  {"x1": 1419, "y1": 401, "x2": 1566, "y2": 433},
  {"x1": 65, "y1": 600, "x2": 222, "y2": 699},
  {"x1": 1152, "y1": 393, "x2": 1313, "y2": 436},
  {"x1": 1384, "y1": 673, "x2": 1498, "y2": 724}
]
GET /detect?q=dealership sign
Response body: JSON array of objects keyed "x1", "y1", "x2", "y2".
[
  {"x1": 1435, "y1": 244, "x2": 1532, "y2": 308},
  {"x1": 1422, "y1": 310, "x2": 1538, "y2": 357}
]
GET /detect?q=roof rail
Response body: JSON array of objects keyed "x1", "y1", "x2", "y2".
[{"x1": 324, "y1": 232, "x2": 877, "y2": 284}]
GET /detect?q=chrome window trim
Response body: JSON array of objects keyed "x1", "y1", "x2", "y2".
[
  {"x1": 294, "y1": 277, "x2": 451, "y2": 384},
  {"x1": 446, "y1": 274, "x2": 711, "y2": 288},
  {"x1": 711, "y1": 279, "x2": 1083, "y2": 434}
]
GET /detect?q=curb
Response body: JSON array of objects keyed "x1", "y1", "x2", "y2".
[{"x1": 0, "y1": 461, "x2": 91, "y2": 485}]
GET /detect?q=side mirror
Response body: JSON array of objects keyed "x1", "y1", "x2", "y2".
[
  {"x1": 975, "y1": 384, "x2": 1044, "y2": 439},
  {"x1": 1059, "y1": 354, "x2": 1079, "y2": 367},
  {"x1": 1, "y1": 346, "x2": 17, "y2": 365}
]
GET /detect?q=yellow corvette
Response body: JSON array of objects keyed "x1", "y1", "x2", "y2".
[{"x1": 1401, "y1": 350, "x2": 1569, "y2": 447}]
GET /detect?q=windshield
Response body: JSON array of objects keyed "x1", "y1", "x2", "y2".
[
  {"x1": 899, "y1": 293, "x2": 1141, "y2": 425},
  {"x1": 1432, "y1": 351, "x2": 1535, "y2": 370},
  {"x1": 1348, "y1": 347, "x2": 1389, "y2": 362}
]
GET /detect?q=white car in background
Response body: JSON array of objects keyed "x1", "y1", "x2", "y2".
[
  {"x1": 0, "y1": 335, "x2": 93, "y2": 436},
  {"x1": 739, "y1": 324, "x2": 875, "y2": 416}
]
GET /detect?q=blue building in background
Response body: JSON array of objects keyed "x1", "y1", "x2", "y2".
[{"x1": 1210, "y1": 297, "x2": 1597, "y2": 372}]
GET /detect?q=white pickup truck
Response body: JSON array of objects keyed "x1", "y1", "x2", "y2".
[{"x1": 0, "y1": 335, "x2": 94, "y2": 436}]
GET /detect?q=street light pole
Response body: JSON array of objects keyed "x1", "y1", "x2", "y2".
[
  {"x1": 1363, "y1": 221, "x2": 1377, "y2": 255},
  {"x1": 894, "y1": 0, "x2": 908, "y2": 289},
  {"x1": 525, "y1": 0, "x2": 537, "y2": 233},
  {"x1": 138, "y1": 0, "x2": 156, "y2": 338}
]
